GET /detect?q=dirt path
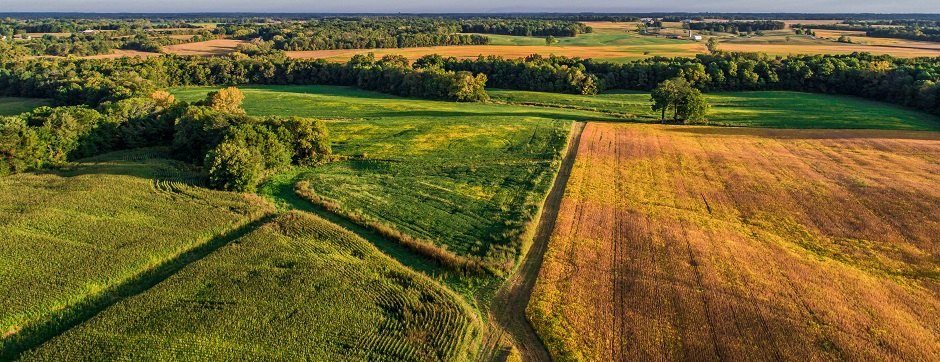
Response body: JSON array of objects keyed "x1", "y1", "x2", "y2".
[{"x1": 489, "y1": 121, "x2": 586, "y2": 362}]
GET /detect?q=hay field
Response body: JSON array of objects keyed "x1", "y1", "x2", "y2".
[{"x1": 529, "y1": 122, "x2": 940, "y2": 361}]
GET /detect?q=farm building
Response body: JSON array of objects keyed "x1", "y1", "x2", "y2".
[
  {"x1": 692, "y1": 35, "x2": 704, "y2": 41},
  {"x1": 82, "y1": 29, "x2": 96, "y2": 34}
]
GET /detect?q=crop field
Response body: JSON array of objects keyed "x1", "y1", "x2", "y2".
[
  {"x1": 285, "y1": 43, "x2": 705, "y2": 64},
  {"x1": 0, "y1": 149, "x2": 272, "y2": 355},
  {"x1": 161, "y1": 39, "x2": 248, "y2": 56},
  {"x1": 22, "y1": 211, "x2": 481, "y2": 361},
  {"x1": 0, "y1": 97, "x2": 52, "y2": 116},
  {"x1": 489, "y1": 89, "x2": 940, "y2": 130},
  {"x1": 119, "y1": 21, "x2": 940, "y2": 62},
  {"x1": 171, "y1": 85, "x2": 584, "y2": 272},
  {"x1": 529, "y1": 122, "x2": 940, "y2": 361}
]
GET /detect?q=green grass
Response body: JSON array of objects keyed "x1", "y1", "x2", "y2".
[
  {"x1": 489, "y1": 89, "x2": 940, "y2": 131},
  {"x1": 0, "y1": 98, "x2": 52, "y2": 116},
  {"x1": 172, "y1": 86, "x2": 578, "y2": 272},
  {"x1": 0, "y1": 149, "x2": 272, "y2": 354},
  {"x1": 23, "y1": 211, "x2": 482, "y2": 361}
]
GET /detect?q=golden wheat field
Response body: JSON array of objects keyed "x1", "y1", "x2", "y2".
[{"x1": 528, "y1": 122, "x2": 940, "y2": 361}]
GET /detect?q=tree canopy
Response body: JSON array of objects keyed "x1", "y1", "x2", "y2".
[{"x1": 651, "y1": 78, "x2": 710, "y2": 124}]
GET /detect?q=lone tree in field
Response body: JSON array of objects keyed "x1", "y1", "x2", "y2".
[
  {"x1": 204, "y1": 87, "x2": 246, "y2": 114},
  {"x1": 651, "y1": 78, "x2": 710, "y2": 124},
  {"x1": 545, "y1": 35, "x2": 558, "y2": 46}
]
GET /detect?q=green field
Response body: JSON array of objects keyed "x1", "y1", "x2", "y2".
[
  {"x1": 489, "y1": 89, "x2": 940, "y2": 130},
  {"x1": 171, "y1": 86, "x2": 587, "y2": 272},
  {"x1": 22, "y1": 211, "x2": 481, "y2": 361},
  {"x1": 0, "y1": 98, "x2": 52, "y2": 116},
  {"x1": 0, "y1": 149, "x2": 272, "y2": 356}
]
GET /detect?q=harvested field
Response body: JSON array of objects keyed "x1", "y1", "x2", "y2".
[
  {"x1": 83, "y1": 49, "x2": 158, "y2": 59},
  {"x1": 286, "y1": 44, "x2": 705, "y2": 63},
  {"x1": 162, "y1": 39, "x2": 247, "y2": 56},
  {"x1": 719, "y1": 42, "x2": 940, "y2": 57},
  {"x1": 529, "y1": 122, "x2": 940, "y2": 361}
]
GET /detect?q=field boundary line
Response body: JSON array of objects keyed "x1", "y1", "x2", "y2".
[
  {"x1": 486, "y1": 121, "x2": 586, "y2": 362},
  {"x1": 0, "y1": 214, "x2": 276, "y2": 361}
]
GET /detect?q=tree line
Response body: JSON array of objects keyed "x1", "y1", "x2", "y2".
[
  {"x1": 688, "y1": 21, "x2": 787, "y2": 34},
  {"x1": 0, "y1": 87, "x2": 332, "y2": 193},
  {"x1": 437, "y1": 52, "x2": 940, "y2": 116},
  {"x1": 0, "y1": 52, "x2": 488, "y2": 108},
  {"x1": 460, "y1": 20, "x2": 592, "y2": 37},
  {"x1": 789, "y1": 22, "x2": 940, "y2": 44},
  {"x1": 233, "y1": 19, "x2": 490, "y2": 51}
]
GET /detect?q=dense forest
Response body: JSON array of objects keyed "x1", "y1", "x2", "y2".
[
  {"x1": 229, "y1": 19, "x2": 490, "y2": 51},
  {"x1": 460, "y1": 20, "x2": 592, "y2": 37},
  {"x1": 688, "y1": 21, "x2": 787, "y2": 34}
]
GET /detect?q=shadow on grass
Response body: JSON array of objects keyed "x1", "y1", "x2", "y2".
[
  {"x1": 258, "y1": 170, "x2": 445, "y2": 277},
  {"x1": 0, "y1": 214, "x2": 275, "y2": 361}
]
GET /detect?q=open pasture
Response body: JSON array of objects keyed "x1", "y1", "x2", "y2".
[
  {"x1": 529, "y1": 122, "x2": 940, "y2": 361},
  {"x1": 0, "y1": 97, "x2": 52, "y2": 116},
  {"x1": 489, "y1": 90, "x2": 940, "y2": 130},
  {"x1": 0, "y1": 149, "x2": 272, "y2": 355},
  {"x1": 21, "y1": 211, "x2": 481, "y2": 361},
  {"x1": 171, "y1": 85, "x2": 592, "y2": 271}
]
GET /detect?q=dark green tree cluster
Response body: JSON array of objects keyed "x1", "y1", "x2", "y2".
[
  {"x1": 172, "y1": 88, "x2": 331, "y2": 192},
  {"x1": 688, "y1": 21, "x2": 786, "y2": 34},
  {"x1": 0, "y1": 18, "x2": 223, "y2": 57},
  {"x1": 0, "y1": 52, "x2": 489, "y2": 105},
  {"x1": 867, "y1": 27, "x2": 940, "y2": 43},
  {"x1": 229, "y1": 19, "x2": 489, "y2": 51},
  {"x1": 0, "y1": 92, "x2": 176, "y2": 176},
  {"x1": 650, "y1": 78, "x2": 710, "y2": 123},
  {"x1": 460, "y1": 20, "x2": 592, "y2": 37},
  {"x1": 433, "y1": 54, "x2": 599, "y2": 95},
  {"x1": 439, "y1": 52, "x2": 940, "y2": 116},
  {"x1": 0, "y1": 86, "x2": 331, "y2": 193}
]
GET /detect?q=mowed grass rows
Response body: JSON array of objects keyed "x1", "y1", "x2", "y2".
[
  {"x1": 0, "y1": 149, "x2": 273, "y2": 351},
  {"x1": 23, "y1": 211, "x2": 482, "y2": 361},
  {"x1": 529, "y1": 123, "x2": 940, "y2": 361}
]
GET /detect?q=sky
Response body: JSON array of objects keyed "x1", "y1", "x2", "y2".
[{"x1": 3, "y1": 0, "x2": 939, "y2": 14}]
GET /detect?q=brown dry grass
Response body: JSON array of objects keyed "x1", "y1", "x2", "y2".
[
  {"x1": 529, "y1": 123, "x2": 940, "y2": 361},
  {"x1": 162, "y1": 39, "x2": 248, "y2": 56},
  {"x1": 286, "y1": 44, "x2": 705, "y2": 62}
]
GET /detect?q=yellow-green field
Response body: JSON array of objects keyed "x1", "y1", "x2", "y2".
[{"x1": 0, "y1": 149, "x2": 273, "y2": 358}]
